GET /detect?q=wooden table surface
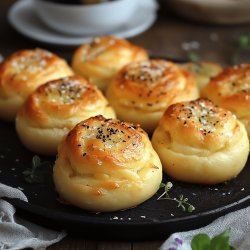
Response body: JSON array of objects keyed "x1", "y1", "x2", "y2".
[{"x1": 1, "y1": 1, "x2": 250, "y2": 249}]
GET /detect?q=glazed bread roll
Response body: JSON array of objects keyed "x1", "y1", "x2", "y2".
[
  {"x1": 152, "y1": 98, "x2": 249, "y2": 185},
  {"x1": 202, "y1": 64, "x2": 250, "y2": 138},
  {"x1": 106, "y1": 60, "x2": 199, "y2": 133},
  {"x1": 16, "y1": 76, "x2": 115, "y2": 155},
  {"x1": 53, "y1": 115, "x2": 162, "y2": 212},
  {"x1": 0, "y1": 48, "x2": 73, "y2": 121},
  {"x1": 181, "y1": 61, "x2": 223, "y2": 90},
  {"x1": 71, "y1": 36, "x2": 148, "y2": 91}
]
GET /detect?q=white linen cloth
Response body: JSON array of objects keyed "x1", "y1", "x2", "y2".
[
  {"x1": 160, "y1": 205, "x2": 250, "y2": 250},
  {"x1": 0, "y1": 183, "x2": 66, "y2": 250}
]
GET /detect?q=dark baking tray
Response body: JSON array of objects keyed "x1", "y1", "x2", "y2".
[{"x1": 0, "y1": 121, "x2": 250, "y2": 241}]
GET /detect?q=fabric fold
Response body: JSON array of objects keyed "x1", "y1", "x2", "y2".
[
  {"x1": 0, "y1": 183, "x2": 66, "y2": 250},
  {"x1": 160, "y1": 205, "x2": 250, "y2": 250}
]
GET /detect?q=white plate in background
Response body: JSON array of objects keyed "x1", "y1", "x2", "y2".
[
  {"x1": 165, "y1": 0, "x2": 250, "y2": 24},
  {"x1": 8, "y1": 0, "x2": 157, "y2": 46}
]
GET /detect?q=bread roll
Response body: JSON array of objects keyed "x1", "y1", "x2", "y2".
[
  {"x1": 202, "y1": 64, "x2": 250, "y2": 139},
  {"x1": 152, "y1": 98, "x2": 249, "y2": 184},
  {"x1": 106, "y1": 60, "x2": 199, "y2": 133},
  {"x1": 181, "y1": 61, "x2": 222, "y2": 90},
  {"x1": 16, "y1": 76, "x2": 115, "y2": 155},
  {"x1": 53, "y1": 115, "x2": 162, "y2": 212},
  {"x1": 71, "y1": 36, "x2": 148, "y2": 91},
  {"x1": 0, "y1": 48, "x2": 73, "y2": 121}
]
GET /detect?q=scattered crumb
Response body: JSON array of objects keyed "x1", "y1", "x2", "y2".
[
  {"x1": 11, "y1": 168, "x2": 15, "y2": 171},
  {"x1": 15, "y1": 158, "x2": 20, "y2": 162},
  {"x1": 140, "y1": 216, "x2": 146, "y2": 219},
  {"x1": 0, "y1": 155, "x2": 5, "y2": 159},
  {"x1": 170, "y1": 214, "x2": 174, "y2": 217},
  {"x1": 241, "y1": 188, "x2": 245, "y2": 191}
]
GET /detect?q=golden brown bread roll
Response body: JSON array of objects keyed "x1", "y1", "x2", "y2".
[
  {"x1": 0, "y1": 48, "x2": 73, "y2": 121},
  {"x1": 16, "y1": 76, "x2": 115, "y2": 155},
  {"x1": 152, "y1": 98, "x2": 249, "y2": 185},
  {"x1": 53, "y1": 115, "x2": 162, "y2": 212},
  {"x1": 106, "y1": 60, "x2": 199, "y2": 133},
  {"x1": 71, "y1": 36, "x2": 148, "y2": 91},
  {"x1": 181, "y1": 61, "x2": 223, "y2": 90},
  {"x1": 202, "y1": 64, "x2": 250, "y2": 138}
]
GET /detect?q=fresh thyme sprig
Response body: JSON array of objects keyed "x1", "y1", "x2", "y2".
[
  {"x1": 157, "y1": 182, "x2": 195, "y2": 213},
  {"x1": 23, "y1": 155, "x2": 51, "y2": 184}
]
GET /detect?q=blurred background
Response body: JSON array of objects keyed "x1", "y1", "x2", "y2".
[{"x1": 1, "y1": 0, "x2": 250, "y2": 66}]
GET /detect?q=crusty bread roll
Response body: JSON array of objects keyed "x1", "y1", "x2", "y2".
[
  {"x1": 0, "y1": 48, "x2": 73, "y2": 121},
  {"x1": 181, "y1": 61, "x2": 222, "y2": 90},
  {"x1": 71, "y1": 36, "x2": 148, "y2": 91},
  {"x1": 16, "y1": 76, "x2": 115, "y2": 155},
  {"x1": 53, "y1": 115, "x2": 162, "y2": 212},
  {"x1": 106, "y1": 60, "x2": 199, "y2": 133},
  {"x1": 152, "y1": 98, "x2": 249, "y2": 185},
  {"x1": 202, "y1": 64, "x2": 250, "y2": 139}
]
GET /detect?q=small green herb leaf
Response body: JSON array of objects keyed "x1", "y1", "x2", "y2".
[
  {"x1": 191, "y1": 233, "x2": 211, "y2": 250},
  {"x1": 160, "y1": 182, "x2": 165, "y2": 188},
  {"x1": 32, "y1": 155, "x2": 41, "y2": 169},
  {"x1": 23, "y1": 155, "x2": 51, "y2": 184},
  {"x1": 188, "y1": 205, "x2": 195, "y2": 213},
  {"x1": 232, "y1": 34, "x2": 250, "y2": 64},
  {"x1": 234, "y1": 34, "x2": 250, "y2": 50},
  {"x1": 191, "y1": 229, "x2": 235, "y2": 250},
  {"x1": 188, "y1": 52, "x2": 200, "y2": 62},
  {"x1": 210, "y1": 229, "x2": 232, "y2": 250}
]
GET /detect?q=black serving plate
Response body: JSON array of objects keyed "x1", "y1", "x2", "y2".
[{"x1": 1, "y1": 120, "x2": 250, "y2": 241}]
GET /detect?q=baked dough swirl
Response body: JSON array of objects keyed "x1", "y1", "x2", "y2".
[
  {"x1": 71, "y1": 36, "x2": 148, "y2": 91},
  {"x1": 0, "y1": 48, "x2": 73, "y2": 121},
  {"x1": 106, "y1": 60, "x2": 199, "y2": 133},
  {"x1": 181, "y1": 61, "x2": 223, "y2": 90},
  {"x1": 202, "y1": 64, "x2": 250, "y2": 139},
  {"x1": 16, "y1": 76, "x2": 115, "y2": 155},
  {"x1": 53, "y1": 115, "x2": 162, "y2": 212},
  {"x1": 152, "y1": 98, "x2": 249, "y2": 184}
]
